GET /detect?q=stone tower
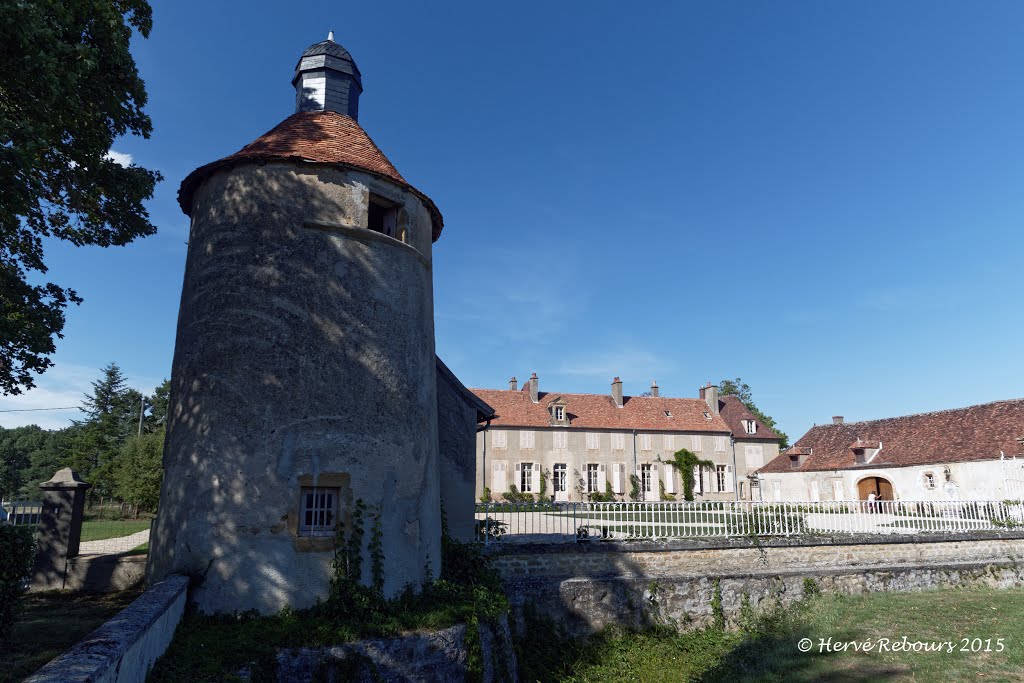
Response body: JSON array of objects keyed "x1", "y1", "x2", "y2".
[{"x1": 148, "y1": 34, "x2": 445, "y2": 613}]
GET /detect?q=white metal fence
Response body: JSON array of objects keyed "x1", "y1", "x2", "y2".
[{"x1": 474, "y1": 499, "x2": 1024, "y2": 544}]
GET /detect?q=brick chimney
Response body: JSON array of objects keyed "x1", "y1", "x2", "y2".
[
  {"x1": 651, "y1": 380, "x2": 659, "y2": 397},
  {"x1": 529, "y1": 372, "x2": 539, "y2": 403},
  {"x1": 509, "y1": 376, "x2": 517, "y2": 391},
  {"x1": 832, "y1": 416, "x2": 844, "y2": 424},
  {"x1": 612, "y1": 377, "x2": 624, "y2": 408},
  {"x1": 699, "y1": 383, "x2": 719, "y2": 415}
]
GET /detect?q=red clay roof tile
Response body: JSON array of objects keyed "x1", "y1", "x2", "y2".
[
  {"x1": 759, "y1": 398, "x2": 1024, "y2": 473},
  {"x1": 177, "y1": 111, "x2": 443, "y2": 241}
]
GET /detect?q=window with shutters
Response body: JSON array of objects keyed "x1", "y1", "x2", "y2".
[
  {"x1": 744, "y1": 444, "x2": 764, "y2": 468},
  {"x1": 640, "y1": 434, "x2": 652, "y2": 451},
  {"x1": 586, "y1": 432, "x2": 600, "y2": 450},
  {"x1": 492, "y1": 430, "x2": 507, "y2": 449},
  {"x1": 554, "y1": 405, "x2": 565, "y2": 421},
  {"x1": 664, "y1": 463, "x2": 676, "y2": 494},
  {"x1": 299, "y1": 487, "x2": 339, "y2": 537},
  {"x1": 691, "y1": 435, "x2": 702, "y2": 451},
  {"x1": 587, "y1": 464, "x2": 600, "y2": 493},
  {"x1": 693, "y1": 466, "x2": 703, "y2": 494},
  {"x1": 664, "y1": 434, "x2": 675, "y2": 451},
  {"x1": 520, "y1": 463, "x2": 535, "y2": 492},
  {"x1": 714, "y1": 436, "x2": 728, "y2": 453},
  {"x1": 611, "y1": 433, "x2": 625, "y2": 451},
  {"x1": 520, "y1": 431, "x2": 535, "y2": 450},
  {"x1": 613, "y1": 463, "x2": 624, "y2": 494},
  {"x1": 743, "y1": 419, "x2": 757, "y2": 434},
  {"x1": 716, "y1": 465, "x2": 727, "y2": 492},
  {"x1": 553, "y1": 431, "x2": 568, "y2": 449}
]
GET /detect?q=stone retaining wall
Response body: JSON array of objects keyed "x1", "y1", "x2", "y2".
[
  {"x1": 487, "y1": 532, "x2": 1024, "y2": 636},
  {"x1": 24, "y1": 575, "x2": 189, "y2": 683}
]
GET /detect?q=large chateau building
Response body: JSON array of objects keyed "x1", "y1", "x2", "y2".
[{"x1": 471, "y1": 377, "x2": 781, "y2": 502}]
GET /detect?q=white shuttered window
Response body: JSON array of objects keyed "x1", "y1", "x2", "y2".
[
  {"x1": 744, "y1": 444, "x2": 764, "y2": 468},
  {"x1": 613, "y1": 463, "x2": 624, "y2": 494},
  {"x1": 492, "y1": 430, "x2": 507, "y2": 449},
  {"x1": 664, "y1": 434, "x2": 675, "y2": 451},
  {"x1": 664, "y1": 463, "x2": 676, "y2": 494},
  {"x1": 714, "y1": 436, "x2": 728, "y2": 453},
  {"x1": 521, "y1": 431, "x2": 535, "y2": 449},
  {"x1": 492, "y1": 461, "x2": 507, "y2": 492},
  {"x1": 611, "y1": 433, "x2": 625, "y2": 451},
  {"x1": 586, "y1": 433, "x2": 600, "y2": 450},
  {"x1": 553, "y1": 431, "x2": 568, "y2": 449},
  {"x1": 640, "y1": 434, "x2": 652, "y2": 451},
  {"x1": 691, "y1": 435, "x2": 702, "y2": 451}
]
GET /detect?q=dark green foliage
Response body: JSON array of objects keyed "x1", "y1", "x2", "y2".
[
  {"x1": 719, "y1": 378, "x2": 790, "y2": 449},
  {"x1": 501, "y1": 484, "x2": 534, "y2": 504},
  {"x1": 0, "y1": 1, "x2": 162, "y2": 394},
  {"x1": 711, "y1": 579, "x2": 725, "y2": 630},
  {"x1": 672, "y1": 448, "x2": 715, "y2": 502},
  {"x1": 659, "y1": 479, "x2": 674, "y2": 501},
  {"x1": 588, "y1": 481, "x2": 617, "y2": 502},
  {"x1": 152, "y1": 512, "x2": 510, "y2": 681},
  {"x1": 0, "y1": 525, "x2": 34, "y2": 647},
  {"x1": 112, "y1": 430, "x2": 163, "y2": 514},
  {"x1": 802, "y1": 577, "x2": 821, "y2": 598},
  {"x1": 629, "y1": 474, "x2": 641, "y2": 501}
]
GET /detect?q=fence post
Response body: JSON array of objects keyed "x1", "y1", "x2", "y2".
[{"x1": 30, "y1": 468, "x2": 91, "y2": 591}]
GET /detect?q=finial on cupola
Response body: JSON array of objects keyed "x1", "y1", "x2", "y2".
[{"x1": 292, "y1": 32, "x2": 363, "y2": 119}]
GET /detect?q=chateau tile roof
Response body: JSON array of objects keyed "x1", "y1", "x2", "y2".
[
  {"x1": 470, "y1": 387, "x2": 733, "y2": 433},
  {"x1": 718, "y1": 395, "x2": 780, "y2": 442},
  {"x1": 758, "y1": 398, "x2": 1024, "y2": 474},
  {"x1": 177, "y1": 111, "x2": 443, "y2": 241}
]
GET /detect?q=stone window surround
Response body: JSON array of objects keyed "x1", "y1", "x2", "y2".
[{"x1": 287, "y1": 472, "x2": 352, "y2": 552}]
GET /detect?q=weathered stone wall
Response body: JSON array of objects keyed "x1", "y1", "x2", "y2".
[
  {"x1": 275, "y1": 615, "x2": 518, "y2": 683},
  {"x1": 149, "y1": 162, "x2": 441, "y2": 613},
  {"x1": 30, "y1": 553, "x2": 146, "y2": 593},
  {"x1": 488, "y1": 532, "x2": 1024, "y2": 636},
  {"x1": 436, "y1": 362, "x2": 480, "y2": 541},
  {"x1": 25, "y1": 575, "x2": 188, "y2": 683}
]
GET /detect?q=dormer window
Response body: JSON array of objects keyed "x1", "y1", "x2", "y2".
[
  {"x1": 664, "y1": 410, "x2": 673, "y2": 417},
  {"x1": 789, "y1": 455, "x2": 800, "y2": 469},
  {"x1": 368, "y1": 194, "x2": 398, "y2": 237},
  {"x1": 703, "y1": 411, "x2": 712, "y2": 420},
  {"x1": 743, "y1": 420, "x2": 757, "y2": 435},
  {"x1": 853, "y1": 449, "x2": 866, "y2": 464},
  {"x1": 554, "y1": 405, "x2": 565, "y2": 422}
]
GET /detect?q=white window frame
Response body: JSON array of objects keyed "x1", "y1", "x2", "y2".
[
  {"x1": 554, "y1": 405, "x2": 565, "y2": 421},
  {"x1": 639, "y1": 434, "x2": 652, "y2": 451},
  {"x1": 553, "y1": 431, "x2": 568, "y2": 450},
  {"x1": 714, "y1": 436, "x2": 728, "y2": 453},
  {"x1": 520, "y1": 430, "x2": 535, "y2": 450},
  {"x1": 664, "y1": 434, "x2": 675, "y2": 451},
  {"x1": 691, "y1": 435, "x2": 702, "y2": 451},
  {"x1": 587, "y1": 463, "x2": 600, "y2": 493},
  {"x1": 641, "y1": 464, "x2": 653, "y2": 494},
  {"x1": 611, "y1": 433, "x2": 625, "y2": 451},
  {"x1": 715, "y1": 465, "x2": 727, "y2": 492},
  {"x1": 491, "y1": 430, "x2": 507, "y2": 449},
  {"x1": 520, "y1": 462, "x2": 535, "y2": 492},
  {"x1": 586, "y1": 432, "x2": 600, "y2": 450},
  {"x1": 744, "y1": 419, "x2": 757, "y2": 435},
  {"x1": 491, "y1": 461, "x2": 508, "y2": 492},
  {"x1": 553, "y1": 463, "x2": 567, "y2": 493},
  {"x1": 612, "y1": 463, "x2": 624, "y2": 494},
  {"x1": 924, "y1": 472, "x2": 936, "y2": 490},
  {"x1": 299, "y1": 487, "x2": 339, "y2": 537},
  {"x1": 744, "y1": 444, "x2": 764, "y2": 469},
  {"x1": 664, "y1": 463, "x2": 676, "y2": 494}
]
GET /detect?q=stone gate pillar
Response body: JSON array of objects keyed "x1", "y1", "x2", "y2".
[{"x1": 31, "y1": 468, "x2": 91, "y2": 590}]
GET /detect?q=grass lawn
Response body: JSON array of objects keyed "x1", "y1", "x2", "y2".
[
  {"x1": 536, "y1": 586, "x2": 1024, "y2": 682},
  {"x1": 79, "y1": 519, "x2": 151, "y2": 542},
  {"x1": 0, "y1": 590, "x2": 141, "y2": 683}
]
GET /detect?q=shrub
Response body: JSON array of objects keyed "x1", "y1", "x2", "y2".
[{"x1": 0, "y1": 525, "x2": 35, "y2": 646}]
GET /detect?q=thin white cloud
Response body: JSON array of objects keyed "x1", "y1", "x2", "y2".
[
  {"x1": 0, "y1": 362, "x2": 163, "y2": 430},
  {"x1": 558, "y1": 348, "x2": 672, "y2": 383},
  {"x1": 104, "y1": 150, "x2": 134, "y2": 167}
]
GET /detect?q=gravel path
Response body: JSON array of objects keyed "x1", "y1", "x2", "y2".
[{"x1": 79, "y1": 529, "x2": 150, "y2": 555}]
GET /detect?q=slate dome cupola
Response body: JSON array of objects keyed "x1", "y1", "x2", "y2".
[{"x1": 292, "y1": 31, "x2": 363, "y2": 119}]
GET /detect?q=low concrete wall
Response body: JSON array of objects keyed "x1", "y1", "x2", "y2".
[
  {"x1": 488, "y1": 532, "x2": 1024, "y2": 635},
  {"x1": 25, "y1": 575, "x2": 189, "y2": 683},
  {"x1": 30, "y1": 553, "x2": 147, "y2": 593}
]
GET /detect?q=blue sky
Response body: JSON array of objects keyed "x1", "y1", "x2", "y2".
[{"x1": 3, "y1": 1, "x2": 1023, "y2": 437}]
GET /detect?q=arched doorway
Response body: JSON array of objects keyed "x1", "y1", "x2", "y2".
[{"x1": 857, "y1": 476, "x2": 894, "y2": 501}]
